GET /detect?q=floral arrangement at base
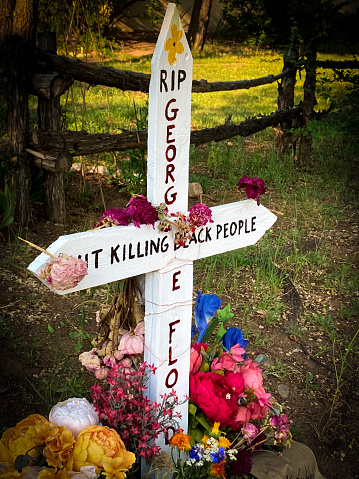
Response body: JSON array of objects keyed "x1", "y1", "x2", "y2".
[
  {"x1": 162, "y1": 290, "x2": 291, "y2": 478},
  {"x1": 0, "y1": 398, "x2": 135, "y2": 479}
]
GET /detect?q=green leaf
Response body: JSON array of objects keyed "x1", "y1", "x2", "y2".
[
  {"x1": 254, "y1": 354, "x2": 268, "y2": 364},
  {"x1": 47, "y1": 325, "x2": 54, "y2": 334},
  {"x1": 216, "y1": 323, "x2": 227, "y2": 341},
  {"x1": 196, "y1": 411, "x2": 212, "y2": 432},
  {"x1": 188, "y1": 402, "x2": 198, "y2": 416},
  {"x1": 188, "y1": 426, "x2": 204, "y2": 444},
  {"x1": 14, "y1": 454, "x2": 32, "y2": 470},
  {"x1": 201, "y1": 317, "x2": 219, "y2": 343},
  {"x1": 217, "y1": 303, "x2": 234, "y2": 322}
]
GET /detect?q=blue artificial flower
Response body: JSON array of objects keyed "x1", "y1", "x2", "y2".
[
  {"x1": 189, "y1": 445, "x2": 203, "y2": 461},
  {"x1": 210, "y1": 447, "x2": 225, "y2": 463},
  {"x1": 194, "y1": 291, "x2": 222, "y2": 343},
  {"x1": 221, "y1": 327, "x2": 250, "y2": 351}
]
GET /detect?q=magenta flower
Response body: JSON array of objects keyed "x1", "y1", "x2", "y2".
[
  {"x1": 124, "y1": 195, "x2": 159, "y2": 228},
  {"x1": 39, "y1": 253, "x2": 88, "y2": 290},
  {"x1": 93, "y1": 208, "x2": 131, "y2": 228},
  {"x1": 188, "y1": 203, "x2": 214, "y2": 228},
  {"x1": 238, "y1": 175, "x2": 267, "y2": 205}
]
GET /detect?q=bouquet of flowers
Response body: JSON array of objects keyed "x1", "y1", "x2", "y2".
[
  {"x1": 175, "y1": 291, "x2": 291, "y2": 478},
  {"x1": 0, "y1": 398, "x2": 136, "y2": 479}
]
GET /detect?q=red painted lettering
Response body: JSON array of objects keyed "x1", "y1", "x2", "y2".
[
  {"x1": 168, "y1": 346, "x2": 178, "y2": 365},
  {"x1": 172, "y1": 271, "x2": 181, "y2": 290},
  {"x1": 165, "y1": 98, "x2": 178, "y2": 121},
  {"x1": 165, "y1": 186, "x2": 177, "y2": 205},
  {"x1": 165, "y1": 144, "x2": 176, "y2": 162},
  {"x1": 165, "y1": 368, "x2": 178, "y2": 388},
  {"x1": 166, "y1": 124, "x2": 175, "y2": 143},
  {"x1": 169, "y1": 319, "x2": 180, "y2": 344}
]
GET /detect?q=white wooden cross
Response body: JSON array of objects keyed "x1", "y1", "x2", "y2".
[{"x1": 28, "y1": 3, "x2": 276, "y2": 452}]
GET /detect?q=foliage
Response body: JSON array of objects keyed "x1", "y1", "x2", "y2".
[{"x1": 220, "y1": 0, "x2": 355, "y2": 49}]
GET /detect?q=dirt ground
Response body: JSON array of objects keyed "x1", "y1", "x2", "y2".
[{"x1": 0, "y1": 168, "x2": 358, "y2": 479}]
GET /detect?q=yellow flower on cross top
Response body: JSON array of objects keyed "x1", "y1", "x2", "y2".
[{"x1": 164, "y1": 24, "x2": 184, "y2": 65}]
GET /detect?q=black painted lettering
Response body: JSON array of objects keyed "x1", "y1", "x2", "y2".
[
  {"x1": 251, "y1": 216, "x2": 256, "y2": 231},
  {"x1": 161, "y1": 236, "x2": 169, "y2": 253},
  {"x1": 216, "y1": 224, "x2": 222, "y2": 239},
  {"x1": 128, "y1": 243, "x2": 135, "y2": 259},
  {"x1": 111, "y1": 245, "x2": 120, "y2": 264},
  {"x1": 245, "y1": 219, "x2": 250, "y2": 233},
  {"x1": 188, "y1": 232, "x2": 198, "y2": 245},
  {"x1": 78, "y1": 253, "x2": 89, "y2": 263},
  {"x1": 137, "y1": 242, "x2": 144, "y2": 258},
  {"x1": 91, "y1": 249, "x2": 103, "y2": 269},
  {"x1": 123, "y1": 244, "x2": 126, "y2": 261},
  {"x1": 171, "y1": 70, "x2": 175, "y2": 91},
  {"x1": 160, "y1": 70, "x2": 168, "y2": 92},
  {"x1": 145, "y1": 240, "x2": 149, "y2": 256},
  {"x1": 230, "y1": 221, "x2": 237, "y2": 236},
  {"x1": 150, "y1": 238, "x2": 160, "y2": 255},
  {"x1": 223, "y1": 223, "x2": 229, "y2": 238},
  {"x1": 198, "y1": 228, "x2": 205, "y2": 243},
  {"x1": 238, "y1": 220, "x2": 244, "y2": 235},
  {"x1": 205, "y1": 227, "x2": 212, "y2": 242}
]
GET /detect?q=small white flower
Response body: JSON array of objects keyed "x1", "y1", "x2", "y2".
[{"x1": 226, "y1": 393, "x2": 231, "y2": 399}]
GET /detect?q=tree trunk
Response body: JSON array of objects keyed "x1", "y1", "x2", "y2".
[
  {"x1": 37, "y1": 32, "x2": 66, "y2": 224},
  {"x1": 5, "y1": 35, "x2": 32, "y2": 224},
  {"x1": 187, "y1": 0, "x2": 213, "y2": 51},
  {"x1": 275, "y1": 45, "x2": 300, "y2": 159},
  {"x1": 1, "y1": 0, "x2": 38, "y2": 225},
  {"x1": 298, "y1": 46, "x2": 317, "y2": 168}
]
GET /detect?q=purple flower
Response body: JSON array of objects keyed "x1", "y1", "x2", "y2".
[
  {"x1": 93, "y1": 208, "x2": 131, "y2": 228},
  {"x1": 229, "y1": 449, "x2": 253, "y2": 475},
  {"x1": 124, "y1": 195, "x2": 159, "y2": 228},
  {"x1": 238, "y1": 175, "x2": 267, "y2": 205},
  {"x1": 188, "y1": 203, "x2": 214, "y2": 228},
  {"x1": 211, "y1": 446, "x2": 225, "y2": 463},
  {"x1": 194, "y1": 291, "x2": 222, "y2": 343},
  {"x1": 221, "y1": 327, "x2": 249, "y2": 352}
]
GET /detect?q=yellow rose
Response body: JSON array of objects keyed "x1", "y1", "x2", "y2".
[
  {"x1": 38, "y1": 468, "x2": 69, "y2": 479},
  {"x1": 0, "y1": 415, "x2": 49, "y2": 465},
  {"x1": 32, "y1": 422, "x2": 75, "y2": 469},
  {"x1": 67, "y1": 426, "x2": 135, "y2": 475}
]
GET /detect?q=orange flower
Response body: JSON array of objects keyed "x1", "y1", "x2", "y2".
[
  {"x1": 32, "y1": 422, "x2": 75, "y2": 469},
  {"x1": 211, "y1": 460, "x2": 226, "y2": 478},
  {"x1": 218, "y1": 437, "x2": 231, "y2": 449},
  {"x1": 169, "y1": 429, "x2": 191, "y2": 451},
  {"x1": 201, "y1": 435, "x2": 211, "y2": 448}
]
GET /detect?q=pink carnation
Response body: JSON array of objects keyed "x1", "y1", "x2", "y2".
[
  {"x1": 93, "y1": 208, "x2": 131, "y2": 228},
  {"x1": 188, "y1": 203, "x2": 214, "y2": 228},
  {"x1": 124, "y1": 195, "x2": 158, "y2": 228},
  {"x1": 39, "y1": 253, "x2": 88, "y2": 290}
]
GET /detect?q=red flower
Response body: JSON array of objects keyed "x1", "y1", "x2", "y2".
[
  {"x1": 189, "y1": 371, "x2": 244, "y2": 430},
  {"x1": 124, "y1": 195, "x2": 158, "y2": 228}
]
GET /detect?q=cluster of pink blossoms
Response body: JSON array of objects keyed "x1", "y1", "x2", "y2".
[{"x1": 91, "y1": 362, "x2": 185, "y2": 459}]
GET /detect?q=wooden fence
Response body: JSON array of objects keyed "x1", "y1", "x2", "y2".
[{"x1": 1, "y1": 32, "x2": 358, "y2": 224}]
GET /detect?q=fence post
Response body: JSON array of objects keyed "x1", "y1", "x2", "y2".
[
  {"x1": 298, "y1": 46, "x2": 317, "y2": 168},
  {"x1": 275, "y1": 45, "x2": 300, "y2": 159},
  {"x1": 37, "y1": 32, "x2": 67, "y2": 224}
]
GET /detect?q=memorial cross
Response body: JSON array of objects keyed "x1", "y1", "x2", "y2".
[{"x1": 28, "y1": 3, "x2": 277, "y2": 453}]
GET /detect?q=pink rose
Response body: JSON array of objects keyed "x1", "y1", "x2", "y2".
[
  {"x1": 94, "y1": 367, "x2": 109, "y2": 380},
  {"x1": 235, "y1": 406, "x2": 251, "y2": 425},
  {"x1": 190, "y1": 371, "x2": 244, "y2": 430},
  {"x1": 118, "y1": 332, "x2": 144, "y2": 355},
  {"x1": 247, "y1": 400, "x2": 268, "y2": 421},
  {"x1": 134, "y1": 321, "x2": 145, "y2": 336},
  {"x1": 113, "y1": 350, "x2": 124, "y2": 361},
  {"x1": 190, "y1": 346, "x2": 203, "y2": 373},
  {"x1": 211, "y1": 353, "x2": 236, "y2": 372},
  {"x1": 39, "y1": 254, "x2": 88, "y2": 290},
  {"x1": 79, "y1": 350, "x2": 101, "y2": 372},
  {"x1": 229, "y1": 344, "x2": 246, "y2": 362},
  {"x1": 239, "y1": 360, "x2": 264, "y2": 394}
]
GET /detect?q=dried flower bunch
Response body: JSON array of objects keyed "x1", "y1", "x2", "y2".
[{"x1": 38, "y1": 254, "x2": 88, "y2": 291}]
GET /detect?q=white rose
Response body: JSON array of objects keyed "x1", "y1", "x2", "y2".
[{"x1": 49, "y1": 397, "x2": 99, "y2": 438}]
